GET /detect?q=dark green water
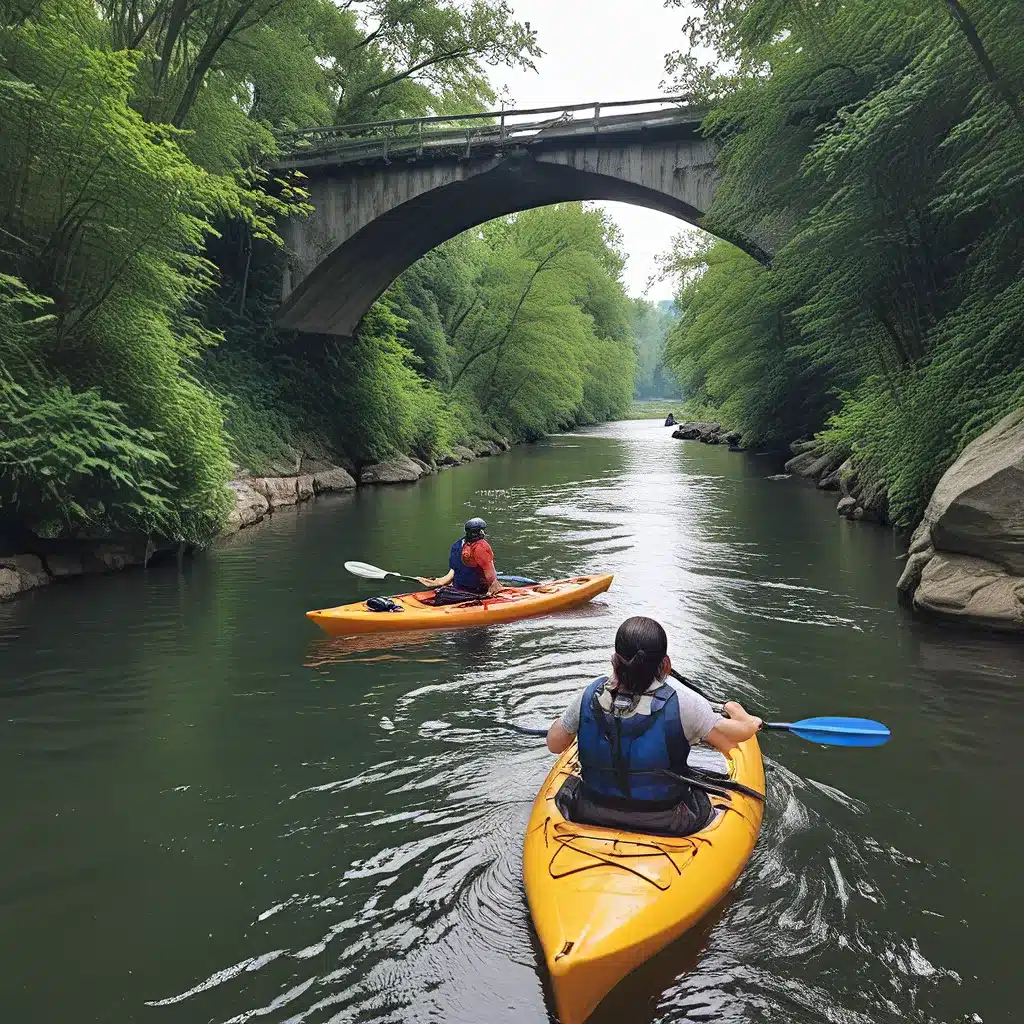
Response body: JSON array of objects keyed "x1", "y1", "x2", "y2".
[{"x1": 2, "y1": 421, "x2": 1020, "y2": 1024}]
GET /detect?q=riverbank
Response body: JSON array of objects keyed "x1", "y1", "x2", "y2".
[
  {"x1": 0, "y1": 437, "x2": 513, "y2": 603},
  {"x1": 668, "y1": 411, "x2": 1024, "y2": 632}
]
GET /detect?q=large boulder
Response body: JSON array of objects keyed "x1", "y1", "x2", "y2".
[
  {"x1": 451, "y1": 445, "x2": 477, "y2": 463},
  {"x1": 786, "y1": 448, "x2": 846, "y2": 481},
  {"x1": 471, "y1": 439, "x2": 503, "y2": 457},
  {"x1": 911, "y1": 552, "x2": 1024, "y2": 630},
  {"x1": 900, "y1": 409, "x2": 1024, "y2": 629},
  {"x1": 917, "y1": 409, "x2": 1024, "y2": 572},
  {"x1": 250, "y1": 476, "x2": 300, "y2": 508},
  {"x1": 224, "y1": 479, "x2": 271, "y2": 532},
  {"x1": 836, "y1": 496, "x2": 858, "y2": 518},
  {"x1": 672, "y1": 421, "x2": 719, "y2": 440},
  {"x1": 312, "y1": 466, "x2": 356, "y2": 493},
  {"x1": 360, "y1": 455, "x2": 424, "y2": 485},
  {"x1": 295, "y1": 474, "x2": 315, "y2": 501},
  {"x1": 410, "y1": 456, "x2": 436, "y2": 476},
  {"x1": 0, "y1": 554, "x2": 50, "y2": 600}
]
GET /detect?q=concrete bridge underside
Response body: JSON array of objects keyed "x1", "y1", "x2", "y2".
[{"x1": 276, "y1": 128, "x2": 728, "y2": 336}]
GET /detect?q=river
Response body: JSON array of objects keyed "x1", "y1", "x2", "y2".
[{"x1": 1, "y1": 420, "x2": 1020, "y2": 1024}]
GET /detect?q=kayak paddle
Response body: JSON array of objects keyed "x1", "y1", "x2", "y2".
[
  {"x1": 761, "y1": 717, "x2": 890, "y2": 747},
  {"x1": 345, "y1": 560, "x2": 539, "y2": 587},
  {"x1": 497, "y1": 715, "x2": 890, "y2": 748},
  {"x1": 344, "y1": 560, "x2": 423, "y2": 585},
  {"x1": 669, "y1": 670, "x2": 890, "y2": 747}
]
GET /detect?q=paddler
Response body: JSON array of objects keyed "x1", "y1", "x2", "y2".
[
  {"x1": 545, "y1": 615, "x2": 762, "y2": 836},
  {"x1": 416, "y1": 517, "x2": 505, "y2": 605}
]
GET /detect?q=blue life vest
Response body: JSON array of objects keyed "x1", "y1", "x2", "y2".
[
  {"x1": 449, "y1": 538, "x2": 486, "y2": 593},
  {"x1": 576, "y1": 676, "x2": 691, "y2": 805}
]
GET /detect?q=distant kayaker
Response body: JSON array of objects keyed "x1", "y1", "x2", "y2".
[
  {"x1": 545, "y1": 615, "x2": 762, "y2": 835},
  {"x1": 416, "y1": 517, "x2": 505, "y2": 605}
]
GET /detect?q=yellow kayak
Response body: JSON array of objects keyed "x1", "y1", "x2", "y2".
[
  {"x1": 306, "y1": 574, "x2": 613, "y2": 636},
  {"x1": 523, "y1": 737, "x2": 765, "y2": 1024}
]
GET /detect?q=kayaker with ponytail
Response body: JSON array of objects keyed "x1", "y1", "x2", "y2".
[
  {"x1": 416, "y1": 517, "x2": 505, "y2": 605},
  {"x1": 545, "y1": 615, "x2": 762, "y2": 835}
]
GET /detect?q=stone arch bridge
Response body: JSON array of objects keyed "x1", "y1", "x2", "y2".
[{"x1": 270, "y1": 98, "x2": 756, "y2": 336}]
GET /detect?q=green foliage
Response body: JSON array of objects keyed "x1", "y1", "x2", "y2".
[
  {"x1": 202, "y1": 204, "x2": 638, "y2": 469},
  {"x1": 0, "y1": 0, "x2": 544, "y2": 544},
  {"x1": 660, "y1": 0, "x2": 1024, "y2": 525}
]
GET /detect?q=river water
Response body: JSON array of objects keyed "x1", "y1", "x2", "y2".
[{"x1": 2, "y1": 420, "x2": 1020, "y2": 1024}]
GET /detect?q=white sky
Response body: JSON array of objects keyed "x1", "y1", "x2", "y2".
[{"x1": 489, "y1": 0, "x2": 706, "y2": 302}]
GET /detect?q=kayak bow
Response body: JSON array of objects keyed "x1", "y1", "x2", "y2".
[{"x1": 523, "y1": 738, "x2": 764, "y2": 1024}]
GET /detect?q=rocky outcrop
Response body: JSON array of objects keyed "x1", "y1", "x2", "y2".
[
  {"x1": 672, "y1": 420, "x2": 720, "y2": 441},
  {"x1": 312, "y1": 466, "x2": 356, "y2": 493},
  {"x1": 471, "y1": 439, "x2": 504, "y2": 457},
  {"x1": 778, "y1": 439, "x2": 889, "y2": 524},
  {"x1": 669, "y1": 421, "x2": 749, "y2": 450},
  {"x1": 250, "y1": 475, "x2": 302, "y2": 508},
  {"x1": 785, "y1": 447, "x2": 847, "y2": 482},
  {"x1": 0, "y1": 555, "x2": 49, "y2": 600},
  {"x1": 224, "y1": 479, "x2": 271, "y2": 533},
  {"x1": 360, "y1": 455, "x2": 424, "y2": 485},
  {"x1": 899, "y1": 409, "x2": 1024, "y2": 629},
  {"x1": 833, "y1": 459, "x2": 889, "y2": 524}
]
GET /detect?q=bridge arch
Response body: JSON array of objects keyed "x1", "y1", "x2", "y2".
[{"x1": 270, "y1": 102, "x2": 761, "y2": 336}]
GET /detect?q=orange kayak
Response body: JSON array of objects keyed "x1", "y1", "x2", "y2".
[
  {"x1": 306, "y1": 574, "x2": 613, "y2": 636},
  {"x1": 524, "y1": 738, "x2": 765, "y2": 1024}
]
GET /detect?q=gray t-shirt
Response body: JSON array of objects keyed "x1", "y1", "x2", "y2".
[{"x1": 560, "y1": 676, "x2": 722, "y2": 747}]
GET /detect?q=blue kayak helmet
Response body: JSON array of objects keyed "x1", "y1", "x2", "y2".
[{"x1": 464, "y1": 517, "x2": 487, "y2": 540}]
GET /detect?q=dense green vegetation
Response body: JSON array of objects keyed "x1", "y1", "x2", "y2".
[
  {"x1": 662, "y1": 0, "x2": 1024, "y2": 528},
  {"x1": 631, "y1": 299, "x2": 680, "y2": 400},
  {"x1": 0, "y1": 1, "x2": 634, "y2": 547},
  {"x1": 204, "y1": 203, "x2": 636, "y2": 474}
]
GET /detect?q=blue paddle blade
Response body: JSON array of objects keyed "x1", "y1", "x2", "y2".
[
  {"x1": 497, "y1": 574, "x2": 538, "y2": 586},
  {"x1": 782, "y1": 716, "x2": 891, "y2": 747}
]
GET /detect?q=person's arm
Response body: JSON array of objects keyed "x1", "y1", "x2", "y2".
[
  {"x1": 546, "y1": 719, "x2": 574, "y2": 754},
  {"x1": 415, "y1": 569, "x2": 454, "y2": 588},
  {"x1": 547, "y1": 691, "x2": 584, "y2": 753},
  {"x1": 705, "y1": 701, "x2": 762, "y2": 755}
]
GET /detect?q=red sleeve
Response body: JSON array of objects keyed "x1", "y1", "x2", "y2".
[{"x1": 463, "y1": 539, "x2": 497, "y2": 584}]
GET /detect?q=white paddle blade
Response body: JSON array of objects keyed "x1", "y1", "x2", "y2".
[{"x1": 344, "y1": 560, "x2": 393, "y2": 580}]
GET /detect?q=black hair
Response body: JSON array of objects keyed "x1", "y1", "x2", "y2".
[{"x1": 611, "y1": 616, "x2": 668, "y2": 694}]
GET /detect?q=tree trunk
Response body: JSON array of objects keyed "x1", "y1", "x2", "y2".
[{"x1": 945, "y1": 0, "x2": 1024, "y2": 130}]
